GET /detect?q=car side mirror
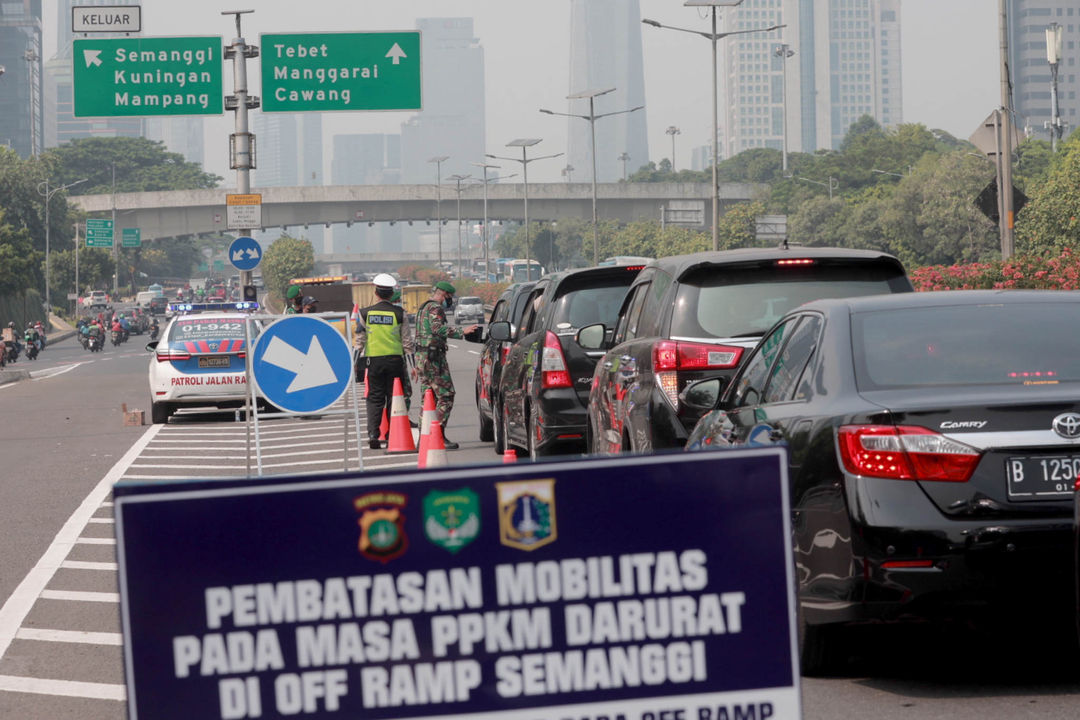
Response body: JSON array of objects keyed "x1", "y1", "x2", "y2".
[
  {"x1": 145, "y1": 341, "x2": 159, "y2": 352},
  {"x1": 576, "y1": 323, "x2": 606, "y2": 350},
  {"x1": 488, "y1": 321, "x2": 512, "y2": 342},
  {"x1": 681, "y1": 378, "x2": 724, "y2": 411}
]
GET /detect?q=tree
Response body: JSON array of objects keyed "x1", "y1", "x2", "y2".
[
  {"x1": 45, "y1": 137, "x2": 221, "y2": 194},
  {"x1": 0, "y1": 210, "x2": 39, "y2": 296},
  {"x1": 47, "y1": 246, "x2": 114, "y2": 297},
  {"x1": 1015, "y1": 133, "x2": 1080, "y2": 255},
  {"x1": 261, "y1": 235, "x2": 314, "y2": 299}
]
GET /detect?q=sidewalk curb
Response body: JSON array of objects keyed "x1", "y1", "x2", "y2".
[{"x1": 0, "y1": 370, "x2": 30, "y2": 386}]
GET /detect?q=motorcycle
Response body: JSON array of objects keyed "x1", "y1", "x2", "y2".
[
  {"x1": 24, "y1": 336, "x2": 38, "y2": 360},
  {"x1": 87, "y1": 334, "x2": 103, "y2": 353},
  {"x1": 149, "y1": 324, "x2": 159, "y2": 341},
  {"x1": 2, "y1": 340, "x2": 17, "y2": 364},
  {"x1": 111, "y1": 330, "x2": 123, "y2": 347}
]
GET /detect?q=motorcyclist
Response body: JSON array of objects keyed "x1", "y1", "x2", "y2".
[
  {"x1": 2, "y1": 321, "x2": 19, "y2": 362},
  {"x1": 24, "y1": 323, "x2": 39, "y2": 359},
  {"x1": 118, "y1": 314, "x2": 131, "y2": 341},
  {"x1": 149, "y1": 317, "x2": 160, "y2": 341},
  {"x1": 110, "y1": 316, "x2": 125, "y2": 345},
  {"x1": 33, "y1": 320, "x2": 46, "y2": 350}
]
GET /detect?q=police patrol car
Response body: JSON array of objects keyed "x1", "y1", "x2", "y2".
[{"x1": 147, "y1": 302, "x2": 262, "y2": 424}]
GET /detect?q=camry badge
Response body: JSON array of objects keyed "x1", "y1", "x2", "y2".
[{"x1": 1051, "y1": 413, "x2": 1080, "y2": 439}]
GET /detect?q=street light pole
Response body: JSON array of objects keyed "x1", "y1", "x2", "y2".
[
  {"x1": 643, "y1": 3, "x2": 784, "y2": 251},
  {"x1": 540, "y1": 88, "x2": 643, "y2": 266},
  {"x1": 794, "y1": 175, "x2": 837, "y2": 200},
  {"x1": 562, "y1": 164, "x2": 574, "y2": 184},
  {"x1": 428, "y1": 155, "x2": 449, "y2": 268},
  {"x1": 618, "y1": 153, "x2": 630, "y2": 181},
  {"x1": 666, "y1": 126, "x2": 681, "y2": 172},
  {"x1": 774, "y1": 43, "x2": 795, "y2": 174},
  {"x1": 487, "y1": 139, "x2": 562, "y2": 270},
  {"x1": 448, "y1": 173, "x2": 471, "y2": 279},
  {"x1": 37, "y1": 177, "x2": 86, "y2": 315},
  {"x1": 470, "y1": 162, "x2": 499, "y2": 282}
]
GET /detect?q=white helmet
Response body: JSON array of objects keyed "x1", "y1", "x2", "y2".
[{"x1": 373, "y1": 273, "x2": 396, "y2": 289}]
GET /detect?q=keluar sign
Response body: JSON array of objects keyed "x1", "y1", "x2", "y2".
[{"x1": 113, "y1": 449, "x2": 800, "y2": 720}]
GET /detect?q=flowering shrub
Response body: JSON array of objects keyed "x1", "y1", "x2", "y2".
[{"x1": 910, "y1": 249, "x2": 1080, "y2": 291}]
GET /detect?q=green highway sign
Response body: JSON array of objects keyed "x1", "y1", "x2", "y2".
[
  {"x1": 86, "y1": 219, "x2": 113, "y2": 231},
  {"x1": 260, "y1": 31, "x2": 421, "y2": 112},
  {"x1": 122, "y1": 228, "x2": 141, "y2": 247},
  {"x1": 86, "y1": 219, "x2": 113, "y2": 247},
  {"x1": 87, "y1": 235, "x2": 113, "y2": 248},
  {"x1": 213, "y1": 259, "x2": 225, "y2": 272},
  {"x1": 73, "y1": 36, "x2": 223, "y2": 117}
]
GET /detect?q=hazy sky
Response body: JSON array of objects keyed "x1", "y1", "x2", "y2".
[{"x1": 45, "y1": 0, "x2": 1001, "y2": 184}]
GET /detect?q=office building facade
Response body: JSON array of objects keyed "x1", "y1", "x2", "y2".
[
  {"x1": 565, "y1": 0, "x2": 649, "y2": 182},
  {"x1": 722, "y1": 0, "x2": 902, "y2": 157},
  {"x1": 0, "y1": 0, "x2": 43, "y2": 157},
  {"x1": 1008, "y1": 0, "x2": 1079, "y2": 143}
]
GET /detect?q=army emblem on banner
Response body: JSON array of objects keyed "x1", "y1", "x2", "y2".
[
  {"x1": 496, "y1": 479, "x2": 557, "y2": 551},
  {"x1": 423, "y1": 489, "x2": 480, "y2": 554},
  {"x1": 354, "y1": 491, "x2": 408, "y2": 563}
]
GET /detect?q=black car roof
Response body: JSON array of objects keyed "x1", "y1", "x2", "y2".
[
  {"x1": 643, "y1": 246, "x2": 907, "y2": 280},
  {"x1": 799, "y1": 289, "x2": 1080, "y2": 315}
]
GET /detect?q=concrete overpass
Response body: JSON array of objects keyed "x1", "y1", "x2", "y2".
[{"x1": 68, "y1": 182, "x2": 766, "y2": 241}]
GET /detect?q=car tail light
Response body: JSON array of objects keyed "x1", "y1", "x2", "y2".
[
  {"x1": 653, "y1": 340, "x2": 743, "y2": 409},
  {"x1": 156, "y1": 350, "x2": 191, "y2": 363},
  {"x1": 776, "y1": 258, "x2": 815, "y2": 266},
  {"x1": 838, "y1": 425, "x2": 980, "y2": 482},
  {"x1": 541, "y1": 331, "x2": 572, "y2": 389}
]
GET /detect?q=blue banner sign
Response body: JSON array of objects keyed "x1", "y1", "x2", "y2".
[{"x1": 113, "y1": 449, "x2": 799, "y2": 720}]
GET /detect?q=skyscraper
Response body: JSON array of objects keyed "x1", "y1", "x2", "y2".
[
  {"x1": 1008, "y1": 1, "x2": 1080, "y2": 144},
  {"x1": 399, "y1": 18, "x2": 485, "y2": 184},
  {"x1": 0, "y1": 0, "x2": 43, "y2": 157},
  {"x1": 253, "y1": 112, "x2": 324, "y2": 250},
  {"x1": 44, "y1": 0, "x2": 144, "y2": 149},
  {"x1": 565, "y1": 0, "x2": 649, "y2": 182},
  {"x1": 722, "y1": 0, "x2": 902, "y2": 157}
]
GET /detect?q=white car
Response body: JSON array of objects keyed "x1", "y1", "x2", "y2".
[
  {"x1": 454, "y1": 296, "x2": 485, "y2": 325},
  {"x1": 147, "y1": 304, "x2": 263, "y2": 424}
]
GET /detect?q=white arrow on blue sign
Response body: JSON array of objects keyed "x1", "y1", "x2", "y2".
[
  {"x1": 228, "y1": 236, "x2": 262, "y2": 271},
  {"x1": 251, "y1": 316, "x2": 353, "y2": 414}
]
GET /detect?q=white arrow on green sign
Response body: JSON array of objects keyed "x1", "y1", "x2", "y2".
[
  {"x1": 73, "y1": 36, "x2": 224, "y2": 117},
  {"x1": 86, "y1": 218, "x2": 114, "y2": 247},
  {"x1": 260, "y1": 31, "x2": 421, "y2": 113}
]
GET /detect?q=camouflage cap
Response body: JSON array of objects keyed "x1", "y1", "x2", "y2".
[{"x1": 434, "y1": 281, "x2": 456, "y2": 295}]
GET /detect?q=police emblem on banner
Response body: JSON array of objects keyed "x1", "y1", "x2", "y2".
[
  {"x1": 496, "y1": 479, "x2": 556, "y2": 551},
  {"x1": 354, "y1": 491, "x2": 407, "y2": 563},
  {"x1": 423, "y1": 489, "x2": 480, "y2": 553}
]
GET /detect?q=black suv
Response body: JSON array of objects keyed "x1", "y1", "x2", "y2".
[
  {"x1": 475, "y1": 282, "x2": 535, "y2": 443},
  {"x1": 583, "y1": 246, "x2": 913, "y2": 454},
  {"x1": 489, "y1": 264, "x2": 643, "y2": 458}
]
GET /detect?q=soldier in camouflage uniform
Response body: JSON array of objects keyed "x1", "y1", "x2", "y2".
[{"x1": 414, "y1": 281, "x2": 479, "y2": 450}]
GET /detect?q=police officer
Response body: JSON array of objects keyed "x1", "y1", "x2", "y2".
[
  {"x1": 356, "y1": 274, "x2": 414, "y2": 450},
  {"x1": 415, "y1": 281, "x2": 479, "y2": 450}
]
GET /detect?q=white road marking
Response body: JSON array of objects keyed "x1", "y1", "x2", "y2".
[
  {"x1": 86, "y1": 518, "x2": 114, "y2": 524},
  {"x1": 31, "y1": 362, "x2": 86, "y2": 381},
  {"x1": 60, "y1": 560, "x2": 118, "y2": 571},
  {"x1": 39, "y1": 590, "x2": 119, "y2": 603},
  {"x1": 468, "y1": 350, "x2": 481, "y2": 355},
  {"x1": 16, "y1": 628, "x2": 122, "y2": 645},
  {"x1": 0, "y1": 675, "x2": 125, "y2": 701},
  {"x1": 0, "y1": 422, "x2": 160, "y2": 662},
  {"x1": 74, "y1": 537, "x2": 115, "y2": 545}
]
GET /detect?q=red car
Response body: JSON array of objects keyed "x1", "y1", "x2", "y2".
[{"x1": 208, "y1": 285, "x2": 227, "y2": 301}]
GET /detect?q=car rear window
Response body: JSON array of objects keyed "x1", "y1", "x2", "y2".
[
  {"x1": 459, "y1": 297, "x2": 482, "y2": 306},
  {"x1": 671, "y1": 261, "x2": 910, "y2": 339},
  {"x1": 168, "y1": 316, "x2": 247, "y2": 342},
  {"x1": 854, "y1": 302, "x2": 1080, "y2": 389},
  {"x1": 549, "y1": 274, "x2": 635, "y2": 331}
]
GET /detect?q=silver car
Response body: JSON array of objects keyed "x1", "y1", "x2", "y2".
[{"x1": 454, "y1": 296, "x2": 485, "y2": 325}]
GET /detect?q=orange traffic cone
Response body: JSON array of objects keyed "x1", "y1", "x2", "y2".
[
  {"x1": 417, "y1": 389, "x2": 437, "y2": 467},
  {"x1": 385, "y1": 377, "x2": 417, "y2": 454},
  {"x1": 423, "y1": 417, "x2": 448, "y2": 468},
  {"x1": 503, "y1": 449, "x2": 517, "y2": 463},
  {"x1": 378, "y1": 407, "x2": 389, "y2": 441}
]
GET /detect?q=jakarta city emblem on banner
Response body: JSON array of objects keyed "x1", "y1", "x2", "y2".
[
  {"x1": 496, "y1": 478, "x2": 556, "y2": 551},
  {"x1": 423, "y1": 488, "x2": 480, "y2": 554},
  {"x1": 353, "y1": 491, "x2": 407, "y2": 563}
]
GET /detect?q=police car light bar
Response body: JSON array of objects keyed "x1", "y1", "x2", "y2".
[{"x1": 167, "y1": 301, "x2": 260, "y2": 314}]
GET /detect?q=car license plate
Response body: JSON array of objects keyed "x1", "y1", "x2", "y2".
[
  {"x1": 198, "y1": 356, "x2": 231, "y2": 369},
  {"x1": 1006, "y1": 455, "x2": 1080, "y2": 501}
]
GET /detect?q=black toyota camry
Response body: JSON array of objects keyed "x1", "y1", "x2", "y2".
[{"x1": 685, "y1": 290, "x2": 1080, "y2": 674}]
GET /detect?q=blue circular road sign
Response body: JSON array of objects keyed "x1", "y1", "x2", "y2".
[
  {"x1": 251, "y1": 316, "x2": 353, "y2": 414},
  {"x1": 229, "y1": 236, "x2": 262, "y2": 272}
]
